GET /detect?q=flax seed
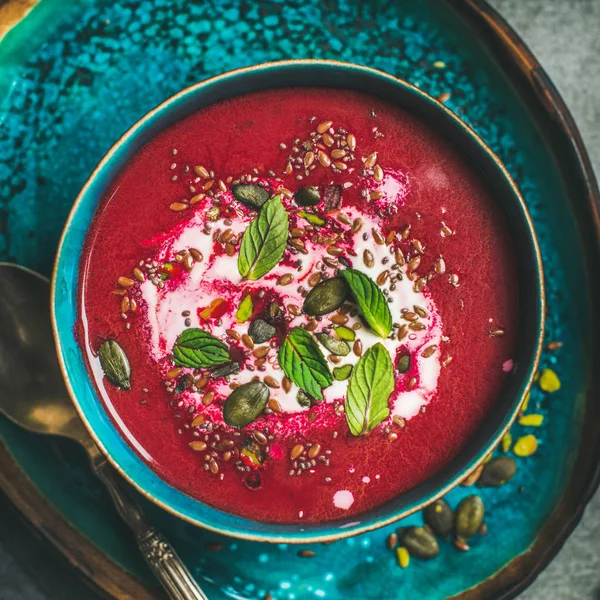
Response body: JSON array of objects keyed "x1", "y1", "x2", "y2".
[
  {"x1": 202, "y1": 391, "x2": 215, "y2": 406},
  {"x1": 264, "y1": 376, "x2": 280, "y2": 389},
  {"x1": 353, "y1": 339, "x2": 363, "y2": 356},
  {"x1": 282, "y1": 376, "x2": 292, "y2": 393},
  {"x1": 317, "y1": 121, "x2": 333, "y2": 134},
  {"x1": 291, "y1": 444, "x2": 305, "y2": 460},
  {"x1": 169, "y1": 202, "x2": 187, "y2": 212},
  {"x1": 120, "y1": 296, "x2": 130, "y2": 313},
  {"x1": 132, "y1": 267, "x2": 145, "y2": 282},
  {"x1": 364, "y1": 152, "x2": 378, "y2": 168},
  {"x1": 288, "y1": 305, "x2": 301, "y2": 317},
  {"x1": 253, "y1": 346, "x2": 270, "y2": 358},
  {"x1": 183, "y1": 253, "x2": 194, "y2": 272},
  {"x1": 226, "y1": 329, "x2": 240, "y2": 341},
  {"x1": 304, "y1": 320, "x2": 318, "y2": 332},
  {"x1": 290, "y1": 228, "x2": 304, "y2": 238},
  {"x1": 118, "y1": 276, "x2": 135, "y2": 288},
  {"x1": 194, "y1": 166, "x2": 210, "y2": 178},
  {"x1": 407, "y1": 256, "x2": 421, "y2": 271},
  {"x1": 372, "y1": 228, "x2": 385, "y2": 245},
  {"x1": 318, "y1": 151, "x2": 331, "y2": 168},
  {"x1": 422, "y1": 345, "x2": 437, "y2": 358},
  {"x1": 304, "y1": 151, "x2": 315, "y2": 168},
  {"x1": 225, "y1": 242, "x2": 236, "y2": 256},
  {"x1": 334, "y1": 161, "x2": 347, "y2": 171},
  {"x1": 323, "y1": 133, "x2": 335, "y2": 147},
  {"x1": 277, "y1": 273, "x2": 293, "y2": 286},
  {"x1": 191, "y1": 415, "x2": 205, "y2": 427},
  {"x1": 370, "y1": 190, "x2": 383, "y2": 200},
  {"x1": 189, "y1": 441, "x2": 207, "y2": 451},
  {"x1": 435, "y1": 257, "x2": 446, "y2": 274},
  {"x1": 352, "y1": 218, "x2": 364, "y2": 233},
  {"x1": 253, "y1": 431, "x2": 268, "y2": 445},
  {"x1": 402, "y1": 312, "x2": 419, "y2": 322},
  {"x1": 377, "y1": 270, "x2": 389, "y2": 285},
  {"x1": 242, "y1": 334, "x2": 254, "y2": 350},
  {"x1": 308, "y1": 272, "x2": 322, "y2": 287},
  {"x1": 330, "y1": 314, "x2": 349, "y2": 325},
  {"x1": 327, "y1": 246, "x2": 343, "y2": 256},
  {"x1": 268, "y1": 399, "x2": 282, "y2": 413},
  {"x1": 166, "y1": 367, "x2": 182, "y2": 380}
]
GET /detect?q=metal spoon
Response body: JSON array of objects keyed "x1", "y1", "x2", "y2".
[{"x1": 0, "y1": 262, "x2": 209, "y2": 600}]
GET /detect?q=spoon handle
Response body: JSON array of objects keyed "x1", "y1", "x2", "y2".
[{"x1": 92, "y1": 458, "x2": 209, "y2": 600}]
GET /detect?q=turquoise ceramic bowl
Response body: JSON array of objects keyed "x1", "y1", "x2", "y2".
[{"x1": 52, "y1": 60, "x2": 544, "y2": 543}]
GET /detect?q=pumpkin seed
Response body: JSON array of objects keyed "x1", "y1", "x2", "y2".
[
  {"x1": 513, "y1": 434, "x2": 538, "y2": 457},
  {"x1": 248, "y1": 319, "x2": 277, "y2": 344},
  {"x1": 400, "y1": 527, "x2": 439, "y2": 559},
  {"x1": 295, "y1": 186, "x2": 321, "y2": 206},
  {"x1": 303, "y1": 277, "x2": 349, "y2": 316},
  {"x1": 297, "y1": 390, "x2": 312, "y2": 408},
  {"x1": 210, "y1": 362, "x2": 240, "y2": 379},
  {"x1": 333, "y1": 364, "x2": 353, "y2": 380},
  {"x1": 333, "y1": 325, "x2": 355, "y2": 341},
  {"x1": 223, "y1": 381, "x2": 270, "y2": 428},
  {"x1": 455, "y1": 495, "x2": 484, "y2": 540},
  {"x1": 479, "y1": 457, "x2": 517, "y2": 487},
  {"x1": 397, "y1": 354, "x2": 411, "y2": 374},
  {"x1": 423, "y1": 499, "x2": 453, "y2": 538},
  {"x1": 396, "y1": 547, "x2": 410, "y2": 568},
  {"x1": 98, "y1": 340, "x2": 131, "y2": 390},
  {"x1": 316, "y1": 333, "x2": 351, "y2": 356},
  {"x1": 539, "y1": 368, "x2": 561, "y2": 392},
  {"x1": 231, "y1": 183, "x2": 270, "y2": 209}
]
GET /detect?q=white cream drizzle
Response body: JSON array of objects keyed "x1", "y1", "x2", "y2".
[{"x1": 139, "y1": 199, "x2": 443, "y2": 428}]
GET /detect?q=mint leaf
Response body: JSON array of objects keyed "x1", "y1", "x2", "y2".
[
  {"x1": 278, "y1": 327, "x2": 333, "y2": 400},
  {"x1": 346, "y1": 343, "x2": 394, "y2": 436},
  {"x1": 238, "y1": 195, "x2": 289, "y2": 280},
  {"x1": 235, "y1": 294, "x2": 253, "y2": 323},
  {"x1": 340, "y1": 269, "x2": 392, "y2": 338},
  {"x1": 173, "y1": 328, "x2": 230, "y2": 368}
]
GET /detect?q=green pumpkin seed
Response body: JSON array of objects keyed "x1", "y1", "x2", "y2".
[
  {"x1": 298, "y1": 210, "x2": 326, "y2": 226},
  {"x1": 210, "y1": 362, "x2": 240, "y2": 379},
  {"x1": 223, "y1": 381, "x2": 270, "y2": 428},
  {"x1": 98, "y1": 340, "x2": 130, "y2": 390},
  {"x1": 231, "y1": 184, "x2": 270, "y2": 209},
  {"x1": 397, "y1": 354, "x2": 411, "y2": 374},
  {"x1": 455, "y1": 495, "x2": 484, "y2": 540},
  {"x1": 297, "y1": 390, "x2": 312, "y2": 408},
  {"x1": 333, "y1": 326, "x2": 356, "y2": 341},
  {"x1": 303, "y1": 277, "x2": 349, "y2": 316},
  {"x1": 479, "y1": 457, "x2": 517, "y2": 487},
  {"x1": 400, "y1": 527, "x2": 439, "y2": 559},
  {"x1": 248, "y1": 318, "x2": 277, "y2": 344},
  {"x1": 333, "y1": 364, "x2": 353, "y2": 380},
  {"x1": 423, "y1": 499, "x2": 453, "y2": 538},
  {"x1": 315, "y1": 333, "x2": 351, "y2": 356},
  {"x1": 295, "y1": 186, "x2": 321, "y2": 207}
]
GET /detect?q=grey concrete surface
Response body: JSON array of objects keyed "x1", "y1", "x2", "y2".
[{"x1": 0, "y1": 1, "x2": 599, "y2": 599}]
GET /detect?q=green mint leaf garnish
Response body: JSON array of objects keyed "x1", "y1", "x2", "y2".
[
  {"x1": 340, "y1": 268, "x2": 392, "y2": 338},
  {"x1": 235, "y1": 294, "x2": 253, "y2": 323},
  {"x1": 98, "y1": 339, "x2": 131, "y2": 390},
  {"x1": 346, "y1": 343, "x2": 394, "y2": 436},
  {"x1": 238, "y1": 195, "x2": 289, "y2": 280},
  {"x1": 172, "y1": 328, "x2": 230, "y2": 368},
  {"x1": 278, "y1": 327, "x2": 333, "y2": 400}
]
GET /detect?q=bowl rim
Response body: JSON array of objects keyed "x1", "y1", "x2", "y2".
[{"x1": 51, "y1": 58, "x2": 545, "y2": 543}]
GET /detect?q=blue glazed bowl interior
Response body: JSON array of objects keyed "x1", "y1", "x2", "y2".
[{"x1": 52, "y1": 60, "x2": 544, "y2": 543}]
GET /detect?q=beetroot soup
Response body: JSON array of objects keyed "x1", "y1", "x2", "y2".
[{"x1": 78, "y1": 88, "x2": 518, "y2": 524}]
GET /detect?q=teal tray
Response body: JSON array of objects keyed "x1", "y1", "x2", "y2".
[{"x1": 1, "y1": 0, "x2": 599, "y2": 599}]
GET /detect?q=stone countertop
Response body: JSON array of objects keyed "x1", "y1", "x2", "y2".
[{"x1": 0, "y1": 0, "x2": 599, "y2": 598}]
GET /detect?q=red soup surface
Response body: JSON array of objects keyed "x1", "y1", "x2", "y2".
[{"x1": 78, "y1": 88, "x2": 518, "y2": 524}]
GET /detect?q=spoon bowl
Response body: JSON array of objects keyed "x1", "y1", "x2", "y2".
[{"x1": 0, "y1": 263, "x2": 89, "y2": 443}]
